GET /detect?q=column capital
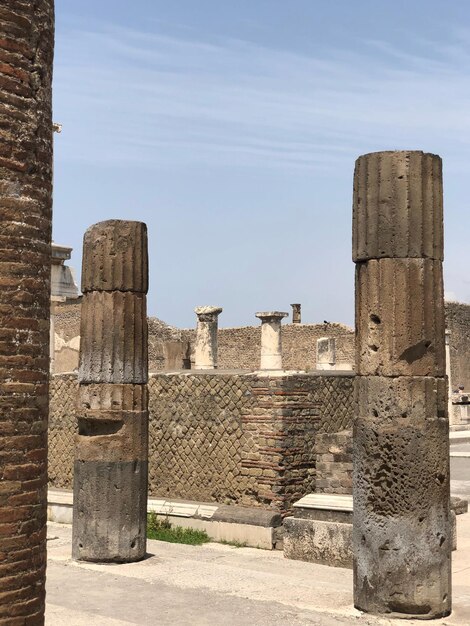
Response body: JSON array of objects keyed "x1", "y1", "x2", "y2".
[
  {"x1": 195, "y1": 305, "x2": 223, "y2": 322},
  {"x1": 255, "y1": 311, "x2": 288, "y2": 323}
]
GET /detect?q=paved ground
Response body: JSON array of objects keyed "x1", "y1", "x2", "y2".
[{"x1": 46, "y1": 449, "x2": 470, "y2": 625}]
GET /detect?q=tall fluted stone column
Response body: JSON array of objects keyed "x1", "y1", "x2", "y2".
[
  {"x1": 73, "y1": 220, "x2": 149, "y2": 562},
  {"x1": 291, "y1": 303, "x2": 301, "y2": 324},
  {"x1": 194, "y1": 306, "x2": 222, "y2": 369},
  {"x1": 256, "y1": 311, "x2": 288, "y2": 370},
  {"x1": 0, "y1": 3, "x2": 54, "y2": 623},
  {"x1": 353, "y1": 151, "x2": 451, "y2": 618}
]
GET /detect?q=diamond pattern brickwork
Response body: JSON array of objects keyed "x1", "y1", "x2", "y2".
[{"x1": 49, "y1": 371, "x2": 355, "y2": 514}]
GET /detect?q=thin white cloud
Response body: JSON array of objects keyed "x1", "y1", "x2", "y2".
[{"x1": 53, "y1": 21, "x2": 470, "y2": 170}]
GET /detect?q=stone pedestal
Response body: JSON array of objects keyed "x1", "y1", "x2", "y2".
[
  {"x1": 284, "y1": 494, "x2": 353, "y2": 568},
  {"x1": 73, "y1": 220, "x2": 149, "y2": 563},
  {"x1": 352, "y1": 151, "x2": 451, "y2": 619},
  {"x1": 194, "y1": 306, "x2": 222, "y2": 369},
  {"x1": 255, "y1": 311, "x2": 288, "y2": 370},
  {"x1": 284, "y1": 494, "x2": 463, "y2": 570}
]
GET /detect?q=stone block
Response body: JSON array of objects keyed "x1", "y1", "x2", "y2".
[
  {"x1": 355, "y1": 258, "x2": 445, "y2": 376},
  {"x1": 353, "y1": 415, "x2": 450, "y2": 518},
  {"x1": 79, "y1": 291, "x2": 148, "y2": 383},
  {"x1": 72, "y1": 459, "x2": 148, "y2": 562},
  {"x1": 355, "y1": 376, "x2": 447, "y2": 421},
  {"x1": 283, "y1": 517, "x2": 352, "y2": 568},
  {"x1": 353, "y1": 415, "x2": 451, "y2": 618},
  {"x1": 81, "y1": 220, "x2": 148, "y2": 293},
  {"x1": 352, "y1": 151, "x2": 443, "y2": 262}
]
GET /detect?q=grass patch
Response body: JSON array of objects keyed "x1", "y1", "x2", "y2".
[
  {"x1": 218, "y1": 539, "x2": 248, "y2": 548},
  {"x1": 147, "y1": 512, "x2": 210, "y2": 546}
]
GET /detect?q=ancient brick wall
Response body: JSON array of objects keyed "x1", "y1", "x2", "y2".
[
  {"x1": 445, "y1": 301, "x2": 470, "y2": 392},
  {"x1": 209, "y1": 323, "x2": 355, "y2": 371},
  {"x1": 314, "y1": 430, "x2": 353, "y2": 494},
  {"x1": 49, "y1": 374, "x2": 78, "y2": 489},
  {"x1": 49, "y1": 371, "x2": 355, "y2": 514}
]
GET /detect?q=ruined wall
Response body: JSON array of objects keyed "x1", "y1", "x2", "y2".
[
  {"x1": 314, "y1": 430, "x2": 353, "y2": 494},
  {"x1": 445, "y1": 301, "x2": 470, "y2": 392},
  {"x1": 49, "y1": 371, "x2": 355, "y2": 514},
  {"x1": 213, "y1": 323, "x2": 355, "y2": 371}
]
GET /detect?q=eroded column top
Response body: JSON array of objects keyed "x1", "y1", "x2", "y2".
[
  {"x1": 82, "y1": 220, "x2": 148, "y2": 294},
  {"x1": 256, "y1": 311, "x2": 288, "y2": 323},
  {"x1": 195, "y1": 306, "x2": 223, "y2": 321},
  {"x1": 352, "y1": 150, "x2": 443, "y2": 262}
]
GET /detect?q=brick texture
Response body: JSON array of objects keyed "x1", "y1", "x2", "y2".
[
  {"x1": 0, "y1": 1, "x2": 54, "y2": 622},
  {"x1": 49, "y1": 371, "x2": 355, "y2": 515},
  {"x1": 314, "y1": 430, "x2": 353, "y2": 494}
]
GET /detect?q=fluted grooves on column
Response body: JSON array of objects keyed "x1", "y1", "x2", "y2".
[
  {"x1": 74, "y1": 220, "x2": 148, "y2": 563},
  {"x1": 81, "y1": 220, "x2": 148, "y2": 293},
  {"x1": 79, "y1": 292, "x2": 148, "y2": 383},
  {"x1": 355, "y1": 258, "x2": 445, "y2": 376},
  {"x1": 353, "y1": 151, "x2": 450, "y2": 619},
  {"x1": 353, "y1": 151, "x2": 443, "y2": 262}
]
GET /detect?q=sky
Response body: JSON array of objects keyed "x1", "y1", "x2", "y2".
[{"x1": 53, "y1": 0, "x2": 470, "y2": 328}]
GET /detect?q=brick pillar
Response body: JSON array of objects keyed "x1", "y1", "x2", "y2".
[
  {"x1": 73, "y1": 220, "x2": 149, "y2": 562},
  {"x1": 255, "y1": 311, "x2": 288, "y2": 370},
  {"x1": 194, "y1": 306, "x2": 222, "y2": 369},
  {"x1": 353, "y1": 151, "x2": 451, "y2": 618},
  {"x1": 0, "y1": 3, "x2": 54, "y2": 623}
]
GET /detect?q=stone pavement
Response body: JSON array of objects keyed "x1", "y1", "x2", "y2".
[{"x1": 46, "y1": 507, "x2": 470, "y2": 626}]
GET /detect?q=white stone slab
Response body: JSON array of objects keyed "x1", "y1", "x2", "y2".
[{"x1": 293, "y1": 493, "x2": 353, "y2": 512}]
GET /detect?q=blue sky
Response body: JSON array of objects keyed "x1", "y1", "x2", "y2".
[{"x1": 53, "y1": 1, "x2": 470, "y2": 327}]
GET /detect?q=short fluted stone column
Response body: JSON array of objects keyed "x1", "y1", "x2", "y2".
[
  {"x1": 194, "y1": 306, "x2": 222, "y2": 369},
  {"x1": 291, "y1": 303, "x2": 301, "y2": 324},
  {"x1": 353, "y1": 151, "x2": 451, "y2": 619},
  {"x1": 256, "y1": 311, "x2": 288, "y2": 370},
  {"x1": 73, "y1": 220, "x2": 149, "y2": 563}
]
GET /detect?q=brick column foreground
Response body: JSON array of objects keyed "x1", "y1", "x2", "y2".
[
  {"x1": 73, "y1": 220, "x2": 149, "y2": 562},
  {"x1": 352, "y1": 151, "x2": 451, "y2": 618},
  {"x1": 194, "y1": 306, "x2": 222, "y2": 369},
  {"x1": 0, "y1": 2, "x2": 54, "y2": 623}
]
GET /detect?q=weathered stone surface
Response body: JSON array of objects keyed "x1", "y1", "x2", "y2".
[
  {"x1": 355, "y1": 258, "x2": 445, "y2": 376},
  {"x1": 255, "y1": 311, "x2": 288, "y2": 370},
  {"x1": 355, "y1": 376, "x2": 447, "y2": 421},
  {"x1": 81, "y1": 220, "x2": 148, "y2": 293},
  {"x1": 194, "y1": 306, "x2": 222, "y2": 369},
  {"x1": 0, "y1": 1, "x2": 54, "y2": 622},
  {"x1": 74, "y1": 220, "x2": 149, "y2": 563},
  {"x1": 72, "y1": 460, "x2": 147, "y2": 562},
  {"x1": 284, "y1": 517, "x2": 353, "y2": 568},
  {"x1": 353, "y1": 415, "x2": 451, "y2": 617},
  {"x1": 79, "y1": 291, "x2": 148, "y2": 383},
  {"x1": 353, "y1": 150, "x2": 450, "y2": 618},
  {"x1": 50, "y1": 371, "x2": 356, "y2": 510},
  {"x1": 352, "y1": 151, "x2": 443, "y2": 262}
]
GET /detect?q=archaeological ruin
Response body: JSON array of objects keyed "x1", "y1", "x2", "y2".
[
  {"x1": 352, "y1": 151, "x2": 451, "y2": 618},
  {"x1": 73, "y1": 220, "x2": 149, "y2": 562},
  {"x1": 0, "y1": 1, "x2": 54, "y2": 623}
]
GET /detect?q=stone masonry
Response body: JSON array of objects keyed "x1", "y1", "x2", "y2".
[
  {"x1": 314, "y1": 430, "x2": 353, "y2": 494},
  {"x1": 73, "y1": 221, "x2": 149, "y2": 563},
  {"x1": 0, "y1": 2, "x2": 54, "y2": 623},
  {"x1": 50, "y1": 371, "x2": 355, "y2": 516},
  {"x1": 194, "y1": 306, "x2": 222, "y2": 369},
  {"x1": 255, "y1": 311, "x2": 288, "y2": 370},
  {"x1": 353, "y1": 151, "x2": 451, "y2": 618}
]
